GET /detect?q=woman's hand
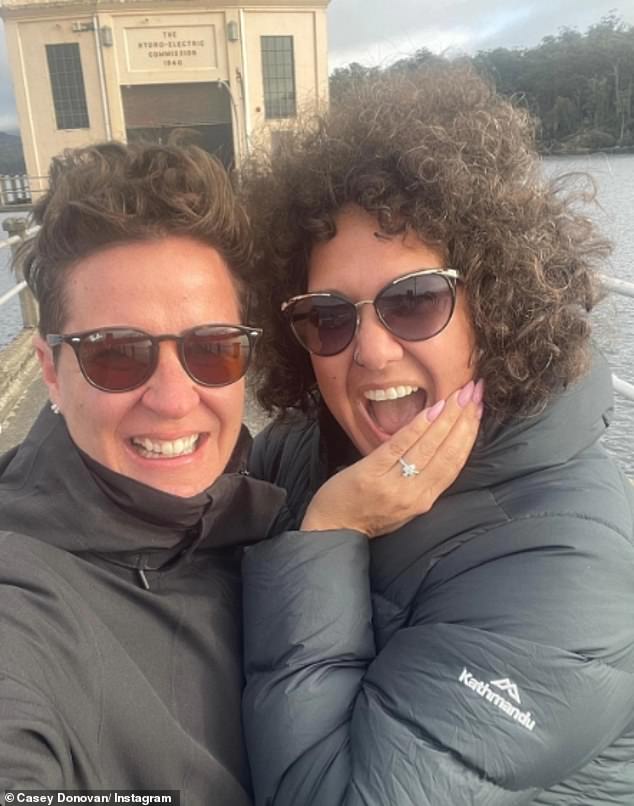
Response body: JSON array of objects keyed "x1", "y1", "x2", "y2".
[{"x1": 300, "y1": 379, "x2": 483, "y2": 538}]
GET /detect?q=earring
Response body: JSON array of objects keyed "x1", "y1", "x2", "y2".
[{"x1": 50, "y1": 402, "x2": 60, "y2": 415}]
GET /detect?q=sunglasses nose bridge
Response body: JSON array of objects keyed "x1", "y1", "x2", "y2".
[
  {"x1": 345, "y1": 299, "x2": 373, "y2": 348},
  {"x1": 352, "y1": 298, "x2": 376, "y2": 319},
  {"x1": 140, "y1": 335, "x2": 202, "y2": 418},
  {"x1": 352, "y1": 294, "x2": 408, "y2": 369},
  {"x1": 151, "y1": 334, "x2": 192, "y2": 381},
  {"x1": 353, "y1": 299, "x2": 375, "y2": 310},
  {"x1": 353, "y1": 297, "x2": 383, "y2": 329}
]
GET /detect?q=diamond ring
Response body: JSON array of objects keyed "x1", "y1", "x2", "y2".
[{"x1": 399, "y1": 458, "x2": 420, "y2": 478}]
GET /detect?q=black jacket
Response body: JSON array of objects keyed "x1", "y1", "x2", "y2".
[
  {"x1": 243, "y1": 355, "x2": 634, "y2": 805},
  {"x1": 0, "y1": 407, "x2": 284, "y2": 802}
]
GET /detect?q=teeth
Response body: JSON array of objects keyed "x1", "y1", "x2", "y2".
[
  {"x1": 131, "y1": 434, "x2": 199, "y2": 458},
  {"x1": 364, "y1": 386, "x2": 419, "y2": 401}
]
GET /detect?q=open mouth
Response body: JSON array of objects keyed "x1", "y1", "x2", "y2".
[
  {"x1": 129, "y1": 433, "x2": 202, "y2": 460},
  {"x1": 363, "y1": 385, "x2": 428, "y2": 436}
]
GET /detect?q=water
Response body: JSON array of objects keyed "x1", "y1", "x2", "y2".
[
  {"x1": 1, "y1": 156, "x2": 633, "y2": 473},
  {"x1": 542, "y1": 154, "x2": 634, "y2": 476},
  {"x1": 0, "y1": 211, "x2": 24, "y2": 349}
]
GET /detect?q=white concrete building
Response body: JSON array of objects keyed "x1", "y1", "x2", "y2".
[{"x1": 0, "y1": 0, "x2": 330, "y2": 193}]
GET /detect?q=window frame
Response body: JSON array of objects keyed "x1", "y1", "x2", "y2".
[
  {"x1": 260, "y1": 35, "x2": 297, "y2": 120},
  {"x1": 46, "y1": 42, "x2": 90, "y2": 130}
]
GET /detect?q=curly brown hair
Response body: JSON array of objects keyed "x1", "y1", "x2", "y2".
[
  {"x1": 242, "y1": 64, "x2": 611, "y2": 418},
  {"x1": 18, "y1": 141, "x2": 252, "y2": 337}
]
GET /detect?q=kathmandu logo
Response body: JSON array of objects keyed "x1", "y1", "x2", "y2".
[
  {"x1": 490, "y1": 677, "x2": 521, "y2": 704},
  {"x1": 459, "y1": 668, "x2": 536, "y2": 732}
]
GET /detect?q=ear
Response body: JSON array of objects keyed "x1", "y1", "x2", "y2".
[{"x1": 33, "y1": 333, "x2": 61, "y2": 406}]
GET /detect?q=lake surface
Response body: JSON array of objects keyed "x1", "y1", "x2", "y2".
[
  {"x1": 0, "y1": 211, "x2": 24, "y2": 349},
  {"x1": 541, "y1": 154, "x2": 634, "y2": 476},
  {"x1": 1, "y1": 154, "x2": 633, "y2": 473}
]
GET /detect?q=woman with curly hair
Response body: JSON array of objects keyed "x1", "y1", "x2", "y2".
[{"x1": 240, "y1": 65, "x2": 634, "y2": 805}]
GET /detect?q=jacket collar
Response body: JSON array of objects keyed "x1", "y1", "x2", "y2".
[
  {"x1": 453, "y1": 349, "x2": 613, "y2": 493},
  {"x1": 0, "y1": 406, "x2": 286, "y2": 558}
]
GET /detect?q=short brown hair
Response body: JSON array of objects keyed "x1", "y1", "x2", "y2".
[
  {"x1": 18, "y1": 141, "x2": 252, "y2": 336},
  {"x1": 243, "y1": 64, "x2": 610, "y2": 419}
]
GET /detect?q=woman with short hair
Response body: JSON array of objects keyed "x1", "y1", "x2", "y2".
[{"x1": 0, "y1": 142, "x2": 273, "y2": 798}]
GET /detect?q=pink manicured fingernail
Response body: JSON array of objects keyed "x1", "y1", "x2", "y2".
[
  {"x1": 476, "y1": 401, "x2": 484, "y2": 418},
  {"x1": 426, "y1": 399, "x2": 446, "y2": 422},
  {"x1": 457, "y1": 380, "x2": 475, "y2": 408},
  {"x1": 473, "y1": 378, "x2": 485, "y2": 405}
]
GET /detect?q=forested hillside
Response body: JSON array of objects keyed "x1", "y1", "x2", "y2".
[{"x1": 330, "y1": 14, "x2": 634, "y2": 153}]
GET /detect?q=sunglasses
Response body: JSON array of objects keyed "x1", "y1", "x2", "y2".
[
  {"x1": 46, "y1": 324, "x2": 262, "y2": 393},
  {"x1": 281, "y1": 269, "x2": 461, "y2": 356}
]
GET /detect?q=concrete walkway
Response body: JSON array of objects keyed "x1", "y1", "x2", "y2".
[
  {"x1": 0, "y1": 329, "x2": 45, "y2": 453},
  {"x1": 0, "y1": 373, "x2": 48, "y2": 454}
]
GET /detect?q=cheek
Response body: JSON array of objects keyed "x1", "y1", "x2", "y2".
[
  {"x1": 435, "y1": 300, "x2": 476, "y2": 380},
  {"x1": 59, "y1": 369, "x2": 135, "y2": 439},
  {"x1": 61, "y1": 396, "x2": 124, "y2": 465},
  {"x1": 311, "y1": 357, "x2": 352, "y2": 411},
  {"x1": 417, "y1": 339, "x2": 473, "y2": 386},
  {"x1": 70, "y1": 396, "x2": 123, "y2": 434},
  {"x1": 312, "y1": 357, "x2": 338, "y2": 390},
  {"x1": 204, "y1": 385, "x2": 245, "y2": 429}
]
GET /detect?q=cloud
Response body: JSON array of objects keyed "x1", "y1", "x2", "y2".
[{"x1": 328, "y1": 0, "x2": 632, "y2": 69}]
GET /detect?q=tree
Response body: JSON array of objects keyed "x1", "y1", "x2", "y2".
[{"x1": 328, "y1": 14, "x2": 634, "y2": 151}]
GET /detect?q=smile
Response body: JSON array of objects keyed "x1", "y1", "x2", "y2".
[
  {"x1": 361, "y1": 386, "x2": 428, "y2": 436},
  {"x1": 130, "y1": 434, "x2": 200, "y2": 459},
  {"x1": 363, "y1": 385, "x2": 419, "y2": 401}
]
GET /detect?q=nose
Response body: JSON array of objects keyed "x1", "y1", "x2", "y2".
[
  {"x1": 353, "y1": 304, "x2": 403, "y2": 370},
  {"x1": 140, "y1": 342, "x2": 200, "y2": 419}
]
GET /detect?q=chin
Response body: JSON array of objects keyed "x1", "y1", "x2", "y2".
[
  {"x1": 155, "y1": 478, "x2": 212, "y2": 498},
  {"x1": 127, "y1": 466, "x2": 216, "y2": 497}
]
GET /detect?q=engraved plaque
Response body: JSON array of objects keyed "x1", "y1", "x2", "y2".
[{"x1": 126, "y1": 26, "x2": 217, "y2": 72}]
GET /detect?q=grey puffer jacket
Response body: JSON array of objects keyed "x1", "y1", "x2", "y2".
[{"x1": 243, "y1": 355, "x2": 634, "y2": 806}]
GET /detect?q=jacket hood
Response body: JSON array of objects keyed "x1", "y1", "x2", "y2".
[{"x1": 0, "y1": 406, "x2": 286, "y2": 559}]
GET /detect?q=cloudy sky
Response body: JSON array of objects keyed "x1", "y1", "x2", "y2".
[
  {"x1": 0, "y1": 1, "x2": 632, "y2": 132},
  {"x1": 328, "y1": 1, "x2": 632, "y2": 68}
]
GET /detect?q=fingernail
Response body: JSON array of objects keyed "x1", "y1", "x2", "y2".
[
  {"x1": 476, "y1": 401, "x2": 484, "y2": 418},
  {"x1": 473, "y1": 378, "x2": 485, "y2": 405},
  {"x1": 457, "y1": 380, "x2": 475, "y2": 408},
  {"x1": 426, "y1": 399, "x2": 446, "y2": 422}
]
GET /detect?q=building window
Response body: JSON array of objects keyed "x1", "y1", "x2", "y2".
[
  {"x1": 261, "y1": 36, "x2": 296, "y2": 119},
  {"x1": 46, "y1": 43, "x2": 90, "y2": 129}
]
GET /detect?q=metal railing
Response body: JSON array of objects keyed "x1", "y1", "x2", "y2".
[
  {"x1": 0, "y1": 174, "x2": 32, "y2": 205},
  {"x1": 598, "y1": 273, "x2": 634, "y2": 401},
  {"x1": 1, "y1": 225, "x2": 634, "y2": 401},
  {"x1": 0, "y1": 174, "x2": 48, "y2": 207},
  {"x1": 0, "y1": 278, "x2": 27, "y2": 308},
  {"x1": 0, "y1": 219, "x2": 39, "y2": 327}
]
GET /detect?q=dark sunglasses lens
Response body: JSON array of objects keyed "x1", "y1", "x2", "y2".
[
  {"x1": 78, "y1": 330, "x2": 154, "y2": 391},
  {"x1": 183, "y1": 326, "x2": 252, "y2": 386},
  {"x1": 377, "y1": 274, "x2": 455, "y2": 341},
  {"x1": 287, "y1": 296, "x2": 356, "y2": 356}
]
